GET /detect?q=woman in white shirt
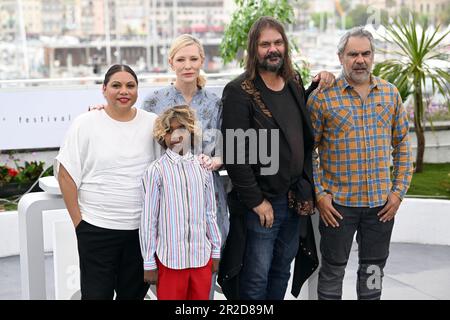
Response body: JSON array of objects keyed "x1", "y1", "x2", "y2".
[{"x1": 56, "y1": 64, "x2": 161, "y2": 299}]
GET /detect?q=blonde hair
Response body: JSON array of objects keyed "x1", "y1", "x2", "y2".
[
  {"x1": 153, "y1": 105, "x2": 202, "y2": 149},
  {"x1": 169, "y1": 34, "x2": 207, "y2": 88}
]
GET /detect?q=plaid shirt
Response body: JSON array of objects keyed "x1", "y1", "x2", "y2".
[{"x1": 307, "y1": 75, "x2": 413, "y2": 208}]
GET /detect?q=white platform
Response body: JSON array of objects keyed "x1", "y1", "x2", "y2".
[
  {"x1": 2, "y1": 176, "x2": 449, "y2": 300},
  {"x1": 2, "y1": 197, "x2": 449, "y2": 259}
]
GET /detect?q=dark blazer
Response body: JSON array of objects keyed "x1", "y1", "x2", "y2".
[{"x1": 218, "y1": 72, "x2": 319, "y2": 299}]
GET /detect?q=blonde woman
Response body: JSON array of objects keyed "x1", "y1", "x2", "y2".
[{"x1": 143, "y1": 34, "x2": 229, "y2": 299}]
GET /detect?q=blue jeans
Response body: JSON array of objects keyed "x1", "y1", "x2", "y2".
[
  {"x1": 239, "y1": 195, "x2": 301, "y2": 300},
  {"x1": 317, "y1": 202, "x2": 394, "y2": 300}
]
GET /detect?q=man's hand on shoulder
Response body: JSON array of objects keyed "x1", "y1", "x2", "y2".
[{"x1": 313, "y1": 71, "x2": 336, "y2": 93}]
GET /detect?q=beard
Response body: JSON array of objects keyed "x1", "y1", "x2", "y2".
[
  {"x1": 346, "y1": 63, "x2": 371, "y2": 84},
  {"x1": 257, "y1": 51, "x2": 284, "y2": 73}
]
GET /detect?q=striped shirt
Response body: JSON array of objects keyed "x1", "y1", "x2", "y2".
[
  {"x1": 140, "y1": 148, "x2": 221, "y2": 270},
  {"x1": 307, "y1": 75, "x2": 413, "y2": 208}
]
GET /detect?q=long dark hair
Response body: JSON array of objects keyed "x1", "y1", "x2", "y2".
[
  {"x1": 245, "y1": 16, "x2": 295, "y2": 81},
  {"x1": 103, "y1": 64, "x2": 138, "y2": 86}
]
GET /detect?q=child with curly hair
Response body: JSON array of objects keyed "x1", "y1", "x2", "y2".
[{"x1": 139, "y1": 105, "x2": 221, "y2": 300}]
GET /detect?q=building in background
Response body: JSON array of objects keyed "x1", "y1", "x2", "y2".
[
  {"x1": 350, "y1": 0, "x2": 448, "y2": 19},
  {"x1": 0, "y1": 0, "x2": 236, "y2": 77},
  {"x1": 0, "y1": 0, "x2": 448, "y2": 80}
]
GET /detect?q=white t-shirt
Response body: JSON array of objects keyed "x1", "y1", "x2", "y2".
[{"x1": 55, "y1": 108, "x2": 162, "y2": 230}]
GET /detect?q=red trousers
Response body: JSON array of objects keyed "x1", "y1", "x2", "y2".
[{"x1": 156, "y1": 257, "x2": 212, "y2": 300}]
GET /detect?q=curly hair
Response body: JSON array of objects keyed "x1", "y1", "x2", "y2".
[{"x1": 153, "y1": 105, "x2": 202, "y2": 149}]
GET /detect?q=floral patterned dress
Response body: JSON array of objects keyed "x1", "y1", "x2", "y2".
[{"x1": 143, "y1": 85, "x2": 230, "y2": 244}]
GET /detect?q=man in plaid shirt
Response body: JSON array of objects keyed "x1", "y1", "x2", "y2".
[{"x1": 307, "y1": 27, "x2": 413, "y2": 300}]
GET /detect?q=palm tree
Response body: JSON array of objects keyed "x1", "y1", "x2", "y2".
[{"x1": 373, "y1": 16, "x2": 450, "y2": 173}]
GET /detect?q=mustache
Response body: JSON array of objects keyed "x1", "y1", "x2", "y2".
[
  {"x1": 264, "y1": 51, "x2": 282, "y2": 60},
  {"x1": 353, "y1": 64, "x2": 368, "y2": 70}
]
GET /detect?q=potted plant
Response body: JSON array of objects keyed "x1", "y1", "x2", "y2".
[{"x1": 0, "y1": 161, "x2": 53, "y2": 198}]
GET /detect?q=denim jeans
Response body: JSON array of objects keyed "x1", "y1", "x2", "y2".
[
  {"x1": 239, "y1": 195, "x2": 301, "y2": 300},
  {"x1": 317, "y1": 202, "x2": 394, "y2": 300}
]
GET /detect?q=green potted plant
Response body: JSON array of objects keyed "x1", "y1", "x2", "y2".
[{"x1": 0, "y1": 161, "x2": 53, "y2": 198}]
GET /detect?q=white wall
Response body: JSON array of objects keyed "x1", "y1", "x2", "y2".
[
  {"x1": 391, "y1": 198, "x2": 450, "y2": 245},
  {"x1": 409, "y1": 130, "x2": 450, "y2": 164},
  {"x1": 0, "y1": 209, "x2": 69, "y2": 258}
]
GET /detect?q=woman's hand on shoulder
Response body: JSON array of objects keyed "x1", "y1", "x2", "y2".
[
  {"x1": 87, "y1": 104, "x2": 106, "y2": 111},
  {"x1": 198, "y1": 154, "x2": 222, "y2": 171}
]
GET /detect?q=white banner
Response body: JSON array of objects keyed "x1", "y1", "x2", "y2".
[{"x1": 0, "y1": 85, "x2": 224, "y2": 150}]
